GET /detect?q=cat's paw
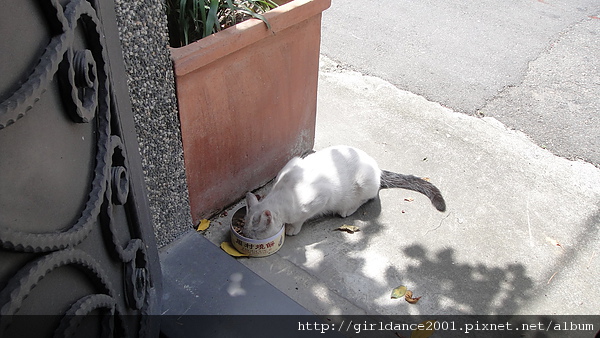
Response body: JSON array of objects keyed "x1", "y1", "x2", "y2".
[
  {"x1": 285, "y1": 225, "x2": 297, "y2": 236},
  {"x1": 338, "y1": 206, "x2": 360, "y2": 218},
  {"x1": 285, "y1": 224, "x2": 302, "y2": 236}
]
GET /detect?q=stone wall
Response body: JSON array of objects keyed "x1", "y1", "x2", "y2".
[{"x1": 112, "y1": 0, "x2": 193, "y2": 247}]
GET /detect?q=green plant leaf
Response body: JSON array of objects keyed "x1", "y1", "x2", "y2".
[
  {"x1": 198, "y1": 0, "x2": 207, "y2": 38},
  {"x1": 178, "y1": 0, "x2": 189, "y2": 45},
  {"x1": 236, "y1": 5, "x2": 271, "y2": 30},
  {"x1": 167, "y1": 0, "x2": 278, "y2": 46},
  {"x1": 249, "y1": 0, "x2": 278, "y2": 10},
  {"x1": 225, "y1": 0, "x2": 236, "y2": 9},
  {"x1": 204, "y1": 0, "x2": 220, "y2": 37},
  {"x1": 225, "y1": 0, "x2": 238, "y2": 25}
]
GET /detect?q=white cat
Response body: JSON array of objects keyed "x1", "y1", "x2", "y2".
[{"x1": 243, "y1": 145, "x2": 446, "y2": 239}]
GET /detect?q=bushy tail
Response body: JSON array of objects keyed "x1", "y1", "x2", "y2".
[{"x1": 380, "y1": 170, "x2": 446, "y2": 212}]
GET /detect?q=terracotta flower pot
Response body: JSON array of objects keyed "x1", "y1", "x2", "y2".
[{"x1": 170, "y1": 0, "x2": 331, "y2": 223}]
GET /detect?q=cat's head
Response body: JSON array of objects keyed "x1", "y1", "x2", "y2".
[{"x1": 243, "y1": 192, "x2": 282, "y2": 240}]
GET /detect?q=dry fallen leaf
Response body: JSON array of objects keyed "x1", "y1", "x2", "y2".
[
  {"x1": 587, "y1": 250, "x2": 597, "y2": 269},
  {"x1": 547, "y1": 271, "x2": 558, "y2": 284},
  {"x1": 421, "y1": 177, "x2": 431, "y2": 182},
  {"x1": 410, "y1": 320, "x2": 436, "y2": 338},
  {"x1": 196, "y1": 219, "x2": 210, "y2": 231},
  {"x1": 390, "y1": 285, "x2": 407, "y2": 299},
  {"x1": 545, "y1": 236, "x2": 564, "y2": 250},
  {"x1": 404, "y1": 197, "x2": 415, "y2": 202},
  {"x1": 335, "y1": 225, "x2": 360, "y2": 234},
  {"x1": 405, "y1": 290, "x2": 421, "y2": 304},
  {"x1": 220, "y1": 242, "x2": 249, "y2": 257}
]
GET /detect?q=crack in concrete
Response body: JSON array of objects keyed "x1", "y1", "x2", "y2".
[{"x1": 476, "y1": 16, "x2": 587, "y2": 117}]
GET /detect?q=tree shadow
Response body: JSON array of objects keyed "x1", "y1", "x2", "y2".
[
  {"x1": 391, "y1": 244, "x2": 534, "y2": 315},
  {"x1": 237, "y1": 147, "x2": 536, "y2": 316}
]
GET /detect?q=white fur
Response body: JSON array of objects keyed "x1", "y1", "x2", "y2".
[{"x1": 243, "y1": 146, "x2": 382, "y2": 239}]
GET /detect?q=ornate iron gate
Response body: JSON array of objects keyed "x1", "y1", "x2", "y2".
[{"x1": 0, "y1": 0, "x2": 161, "y2": 336}]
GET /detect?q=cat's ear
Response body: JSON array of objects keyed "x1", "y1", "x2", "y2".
[
  {"x1": 246, "y1": 192, "x2": 259, "y2": 208},
  {"x1": 263, "y1": 210, "x2": 272, "y2": 225}
]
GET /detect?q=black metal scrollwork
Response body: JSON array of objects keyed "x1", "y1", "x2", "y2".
[
  {"x1": 125, "y1": 247, "x2": 150, "y2": 310},
  {"x1": 110, "y1": 135, "x2": 130, "y2": 205},
  {"x1": 54, "y1": 294, "x2": 124, "y2": 338},
  {"x1": 0, "y1": 0, "x2": 157, "y2": 336},
  {"x1": 0, "y1": 0, "x2": 110, "y2": 253},
  {"x1": 0, "y1": 249, "x2": 118, "y2": 317},
  {"x1": 60, "y1": 48, "x2": 99, "y2": 123}
]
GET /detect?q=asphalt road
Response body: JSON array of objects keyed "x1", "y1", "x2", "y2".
[{"x1": 320, "y1": 0, "x2": 600, "y2": 167}]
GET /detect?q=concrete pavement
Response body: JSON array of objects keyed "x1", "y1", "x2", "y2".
[
  {"x1": 481, "y1": 17, "x2": 600, "y2": 166},
  {"x1": 202, "y1": 55, "x2": 600, "y2": 316},
  {"x1": 320, "y1": 0, "x2": 600, "y2": 168}
]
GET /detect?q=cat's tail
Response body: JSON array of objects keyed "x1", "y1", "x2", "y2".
[{"x1": 380, "y1": 170, "x2": 446, "y2": 212}]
